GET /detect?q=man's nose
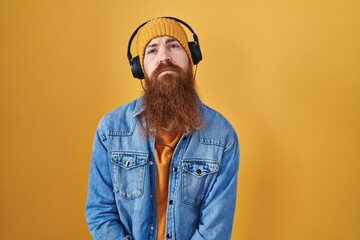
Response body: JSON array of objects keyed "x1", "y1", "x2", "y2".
[{"x1": 158, "y1": 48, "x2": 172, "y2": 63}]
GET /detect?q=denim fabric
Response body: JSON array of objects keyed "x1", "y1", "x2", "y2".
[{"x1": 85, "y1": 98, "x2": 240, "y2": 240}]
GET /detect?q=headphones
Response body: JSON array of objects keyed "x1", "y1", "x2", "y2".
[{"x1": 127, "y1": 17, "x2": 202, "y2": 79}]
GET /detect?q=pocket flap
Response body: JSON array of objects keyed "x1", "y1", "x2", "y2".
[
  {"x1": 111, "y1": 152, "x2": 148, "y2": 170},
  {"x1": 182, "y1": 160, "x2": 219, "y2": 177}
]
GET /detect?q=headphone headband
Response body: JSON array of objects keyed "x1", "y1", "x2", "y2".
[{"x1": 127, "y1": 17, "x2": 202, "y2": 79}]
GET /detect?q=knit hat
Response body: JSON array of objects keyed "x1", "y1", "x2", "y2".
[{"x1": 136, "y1": 17, "x2": 193, "y2": 71}]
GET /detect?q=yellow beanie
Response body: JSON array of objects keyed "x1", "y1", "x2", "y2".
[{"x1": 136, "y1": 17, "x2": 193, "y2": 71}]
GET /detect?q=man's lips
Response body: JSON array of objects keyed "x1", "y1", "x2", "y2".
[
  {"x1": 159, "y1": 67, "x2": 177, "y2": 73},
  {"x1": 157, "y1": 67, "x2": 178, "y2": 76}
]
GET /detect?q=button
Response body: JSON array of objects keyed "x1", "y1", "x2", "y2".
[
  {"x1": 173, "y1": 167, "x2": 178, "y2": 172},
  {"x1": 166, "y1": 233, "x2": 172, "y2": 238},
  {"x1": 150, "y1": 226, "x2": 154, "y2": 231},
  {"x1": 169, "y1": 200, "x2": 174, "y2": 205},
  {"x1": 149, "y1": 161, "x2": 153, "y2": 165},
  {"x1": 196, "y1": 169, "x2": 202, "y2": 175}
]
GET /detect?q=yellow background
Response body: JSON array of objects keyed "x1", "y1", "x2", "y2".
[{"x1": 1, "y1": 0, "x2": 359, "y2": 239}]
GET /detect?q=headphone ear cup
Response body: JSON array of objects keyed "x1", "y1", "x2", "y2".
[
  {"x1": 188, "y1": 42, "x2": 202, "y2": 65},
  {"x1": 130, "y1": 56, "x2": 144, "y2": 79}
]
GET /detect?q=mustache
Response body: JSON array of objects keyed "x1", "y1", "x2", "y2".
[{"x1": 152, "y1": 62, "x2": 183, "y2": 78}]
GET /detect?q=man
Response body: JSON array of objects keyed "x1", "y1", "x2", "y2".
[{"x1": 85, "y1": 17, "x2": 240, "y2": 240}]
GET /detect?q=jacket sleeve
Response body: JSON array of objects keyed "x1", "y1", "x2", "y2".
[
  {"x1": 85, "y1": 126, "x2": 132, "y2": 240},
  {"x1": 190, "y1": 135, "x2": 240, "y2": 240}
]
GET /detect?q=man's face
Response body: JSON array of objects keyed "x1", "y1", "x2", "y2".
[
  {"x1": 143, "y1": 36, "x2": 190, "y2": 79},
  {"x1": 139, "y1": 36, "x2": 202, "y2": 136}
]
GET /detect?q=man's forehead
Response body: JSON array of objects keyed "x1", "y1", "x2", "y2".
[{"x1": 146, "y1": 36, "x2": 180, "y2": 48}]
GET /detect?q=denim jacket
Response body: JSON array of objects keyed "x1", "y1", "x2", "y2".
[{"x1": 85, "y1": 98, "x2": 240, "y2": 240}]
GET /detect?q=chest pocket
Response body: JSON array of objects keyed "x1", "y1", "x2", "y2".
[
  {"x1": 181, "y1": 159, "x2": 219, "y2": 206},
  {"x1": 111, "y1": 152, "x2": 148, "y2": 200}
]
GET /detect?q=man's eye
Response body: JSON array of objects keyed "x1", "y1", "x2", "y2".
[
  {"x1": 169, "y1": 44, "x2": 179, "y2": 49},
  {"x1": 146, "y1": 49, "x2": 156, "y2": 54}
]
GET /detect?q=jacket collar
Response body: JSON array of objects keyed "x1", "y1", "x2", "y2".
[{"x1": 133, "y1": 98, "x2": 146, "y2": 117}]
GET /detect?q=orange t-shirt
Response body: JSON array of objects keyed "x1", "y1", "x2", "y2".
[{"x1": 154, "y1": 131, "x2": 181, "y2": 240}]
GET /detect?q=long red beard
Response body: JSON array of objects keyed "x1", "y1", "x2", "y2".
[{"x1": 139, "y1": 62, "x2": 203, "y2": 137}]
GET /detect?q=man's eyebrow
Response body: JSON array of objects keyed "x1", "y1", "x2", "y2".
[
  {"x1": 165, "y1": 38, "x2": 178, "y2": 44},
  {"x1": 146, "y1": 43, "x2": 158, "y2": 49},
  {"x1": 146, "y1": 38, "x2": 179, "y2": 49}
]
